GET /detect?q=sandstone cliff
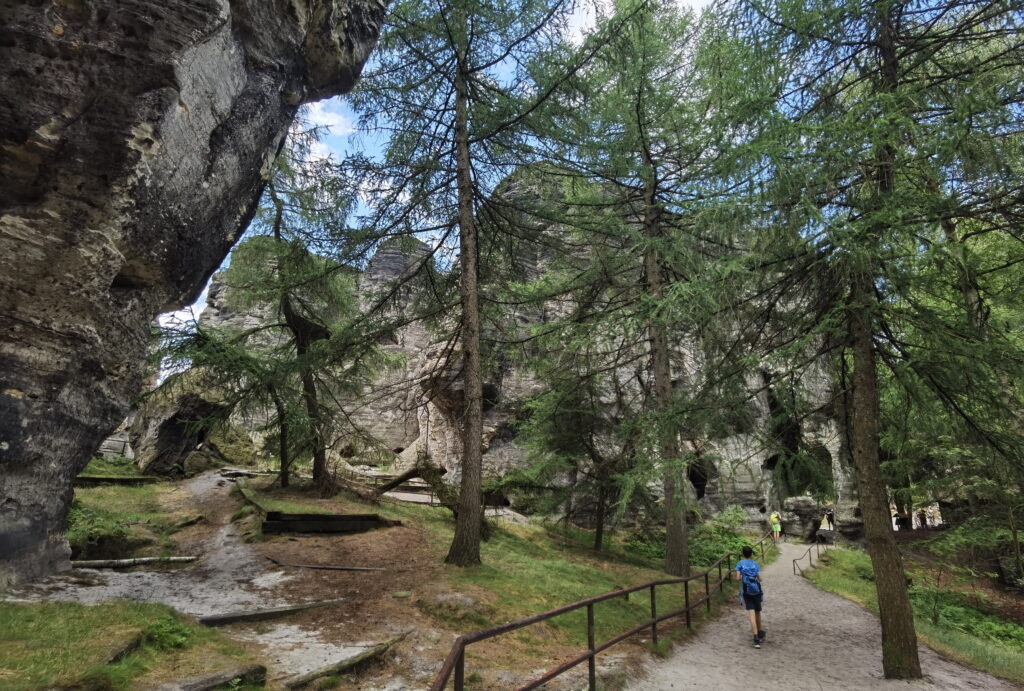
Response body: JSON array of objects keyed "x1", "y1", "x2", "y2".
[
  {"x1": 0, "y1": 0, "x2": 386, "y2": 584},
  {"x1": 193, "y1": 235, "x2": 860, "y2": 539}
]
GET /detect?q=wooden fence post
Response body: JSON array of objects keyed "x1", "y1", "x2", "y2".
[
  {"x1": 649, "y1": 585, "x2": 658, "y2": 645},
  {"x1": 684, "y1": 581, "x2": 691, "y2": 628},
  {"x1": 587, "y1": 604, "x2": 596, "y2": 691}
]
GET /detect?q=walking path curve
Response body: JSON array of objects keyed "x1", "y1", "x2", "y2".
[{"x1": 629, "y1": 541, "x2": 1020, "y2": 690}]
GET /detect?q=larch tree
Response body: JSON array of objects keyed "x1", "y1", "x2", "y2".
[
  {"x1": 345, "y1": 0, "x2": 581, "y2": 565},
  {"x1": 520, "y1": 0, "x2": 756, "y2": 576},
  {"x1": 735, "y1": 0, "x2": 1024, "y2": 678}
]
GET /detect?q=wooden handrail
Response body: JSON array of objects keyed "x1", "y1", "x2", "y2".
[
  {"x1": 432, "y1": 533, "x2": 774, "y2": 690},
  {"x1": 792, "y1": 539, "x2": 830, "y2": 576}
]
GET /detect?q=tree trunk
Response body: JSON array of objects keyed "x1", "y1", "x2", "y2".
[
  {"x1": 445, "y1": 49, "x2": 483, "y2": 567},
  {"x1": 270, "y1": 388, "x2": 290, "y2": 488},
  {"x1": 283, "y1": 297, "x2": 332, "y2": 494},
  {"x1": 849, "y1": 275, "x2": 921, "y2": 678},
  {"x1": 593, "y1": 480, "x2": 607, "y2": 552},
  {"x1": 845, "y1": 7, "x2": 921, "y2": 677},
  {"x1": 642, "y1": 172, "x2": 689, "y2": 577}
]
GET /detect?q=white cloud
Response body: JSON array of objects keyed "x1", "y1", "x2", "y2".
[
  {"x1": 305, "y1": 98, "x2": 355, "y2": 136},
  {"x1": 565, "y1": 0, "x2": 711, "y2": 45}
]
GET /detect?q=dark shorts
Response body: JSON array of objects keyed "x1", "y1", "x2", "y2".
[{"x1": 743, "y1": 593, "x2": 763, "y2": 611}]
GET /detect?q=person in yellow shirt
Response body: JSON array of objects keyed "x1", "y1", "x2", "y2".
[{"x1": 769, "y1": 510, "x2": 782, "y2": 542}]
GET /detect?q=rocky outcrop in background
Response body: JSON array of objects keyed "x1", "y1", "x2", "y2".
[
  {"x1": 0, "y1": 0, "x2": 386, "y2": 584},
  {"x1": 188, "y1": 237, "x2": 860, "y2": 538}
]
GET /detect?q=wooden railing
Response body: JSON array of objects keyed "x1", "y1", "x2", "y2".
[
  {"x1": 792, "y1": 540, "x2": 831, "y2": 576},
  {"x1": 431, "y1": 533, "x2": 775, "y2": 691}
]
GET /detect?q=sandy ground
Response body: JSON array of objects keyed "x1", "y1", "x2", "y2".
[{"x1": 628, "y1": 541, "x2": 1021, "y2": 691}]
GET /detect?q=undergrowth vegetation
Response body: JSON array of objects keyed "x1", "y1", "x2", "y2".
[
  {"x1": 66, "y1": 483, "x2": 179, "y2": 558},
  {"x1": 808, "y1": 549, "x2": 1024, "y2": 683},
  {"x1": 80, "y1": 454, "x2": 143, "y2": 477}
]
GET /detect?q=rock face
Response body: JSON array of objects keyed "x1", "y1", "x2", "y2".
[
  {"x1": 130, "y1": 390, "x2": 228, "y2": 476},
  {"x1": 0, "y1": 0, "x2": 386, "y2": 584},
  {"x1": 198, "y1": 236, "x2": 861, "y2": 537}
]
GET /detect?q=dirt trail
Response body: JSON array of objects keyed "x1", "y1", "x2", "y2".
[
  {"x1": 629, "y1": 542, "x2": 1020, "y2": 691},
  {"x1": 8, "y1": 472, "x2": 287, "y2": 615},
  {"x1": 6, "y1": 471, "x2": 397, "y2": 685}
]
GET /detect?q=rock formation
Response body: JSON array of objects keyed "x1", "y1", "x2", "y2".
[
  {"x1": 0, "y1": 0, "x2": 386, "y2": 584},
  {"x1": 193, "y1": 232, "x2": 861, "y2": 538}
]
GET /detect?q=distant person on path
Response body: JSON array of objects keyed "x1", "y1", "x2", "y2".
[
  {"x1": 735, "y1": 545, "x2": 765, "y2": 648},
  {"x1": 769, "y1": 510, "x2": 782, "y2": 542},
  {"x1": 825, "y1": 507, "x2": 835, "y2": 531},
  {"x1": 918, "y1": 509, "x2": 928, "y2": 529}
]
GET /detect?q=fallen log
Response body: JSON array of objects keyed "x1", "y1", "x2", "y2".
[
  {"x1": 72, "y1": 556, "x2": 197, "y2": 569},
  {"x1": 198, "y1": 597, "x2": 350, "y2": 626},
  {"x1": 283, "y1": 632, "x2": 409, "y2": 688},
  {"x1": 267, "y1": 556, "x2": 385, "y2": 572},
  {"x1": 219, "y1": 467, "x2": 276, "y2": 478},
  {"x1": 372, "y1": 467, "x2": 423, "y2": 496}
]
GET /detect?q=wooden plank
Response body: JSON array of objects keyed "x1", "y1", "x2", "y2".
[
  {"x1": 74, "y1": 475, "x2": 162, "y2": 487},
  {"x1": 264, "y1": 511, "x2": 384, "y2": 522},
  {"x1": 267, "y1": 556, "x2": 385, "y2": 572},
  {"x1": 262, "y1": 520, "x2": 388, "y2": 534},
  {"x1": 197, "y1": 597, "x2": 350, "y2": 626},
  {"x1": 153, "y1": 664, "x2": 267, "y2": 690},
  {"x1": 72, "y1": 556, "x2": 197, "y2": 568}
]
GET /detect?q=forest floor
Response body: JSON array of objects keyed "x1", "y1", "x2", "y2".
[
  {"x1": 628, "y1": 541, "x2": 1022, "y2": 691},
  {"x1": 6, "y1": 470, "x2": 667, "y2": 689},
  {"x1": 9, "y1": 471, "x2": 1021, "y2": 690}
]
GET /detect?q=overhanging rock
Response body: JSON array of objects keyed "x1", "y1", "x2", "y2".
[{"x1": 0, "y1": 0, "x2": 386, "y2": 585}]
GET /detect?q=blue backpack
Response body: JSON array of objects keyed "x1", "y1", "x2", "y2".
[{"x1": 737, "y1": 559, "x2": 762, "y2": 597}]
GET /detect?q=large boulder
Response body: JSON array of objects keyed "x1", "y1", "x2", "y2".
[
  {"x1": 130, "y1": 389, "x2": 228, "y2": 476},
  {"x1": 783, "y1": 496, "x2": 825, "y2": 541},
  {"x1": 0, "y1": 0, "x2": 386, "y2": 584}
]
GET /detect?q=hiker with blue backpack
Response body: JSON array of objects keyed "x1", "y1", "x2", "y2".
[{"x1": 735, "y1": 545, "x2": 766, "y2": 648}]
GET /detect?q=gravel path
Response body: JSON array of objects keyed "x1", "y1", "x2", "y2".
[{"x1": 629, "y1": 542, "x2": 1020, "y2": 691}]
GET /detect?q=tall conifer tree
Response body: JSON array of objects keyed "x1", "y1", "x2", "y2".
[{"x1": 735, "y1": 0, "x2": 1024, "y2": 677}]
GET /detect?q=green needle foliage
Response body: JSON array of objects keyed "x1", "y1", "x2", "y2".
[
  {"x1": 731, "y1": 0, "x2": 1024, "y2": 678},
  {"x1": 344, "y1": 0, "x2": 581, "y2": 566},
  {"x1": 158, "y1": 127, "x2": 395, "y2": 491}
]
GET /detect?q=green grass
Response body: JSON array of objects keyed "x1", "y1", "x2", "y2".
[
  {"x1": 237, "y1": 482, "x2": 334, "y2": 515},
  {"x1": 68, "y1": 484, "x2": 180, "y2": 556},
  {"x1": 807, "y1": 548, "x2": 1024, "y2": 684},
  {"x1": 445, "y1": 521, "x2": 748, "y2": 648},
  {"x1": 80, "y1": 454, "x2": 144, "y2": 478},
  {"x1": 0, "y1": 602, "x2": 251, "y2": 690},
  {"x1": 371, "y1": 500, "x2": 762, "y2": 650}
]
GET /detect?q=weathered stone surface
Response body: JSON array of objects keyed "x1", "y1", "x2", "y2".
[
  {"x1": 130, "y1": 388, "x2": 228, "y2": 476},
  {"x1": 199, "y1": 234, "x2": 860, "y2": 532},
  {"x1": 783, "y1": 495, "x2": 825, "y2": 540},
  {"x1": 0, "y1": 0, "x2": 385, "y2": 584}
]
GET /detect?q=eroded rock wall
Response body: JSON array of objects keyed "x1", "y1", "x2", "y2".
[{"x1": 0, "y1": 0, "x2": 386, "y2": 584}]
